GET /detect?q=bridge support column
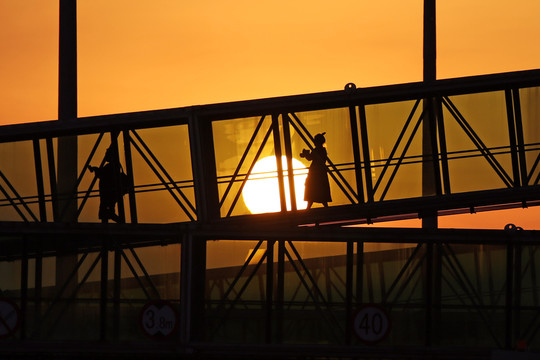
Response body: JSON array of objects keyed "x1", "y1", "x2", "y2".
[
  {"x1": 182, "y1": 114, "x2": 219, "y2": 343},
  {"x1": 180, "y1": 233, "x2": 207, "y2": 343},
  {"x1": 56, "y1": 0, "x2": 80, "y2": 337}
]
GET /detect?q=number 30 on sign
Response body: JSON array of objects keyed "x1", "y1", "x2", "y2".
[{"x1": 352, "y1": 304, "x2": 391, "y2": 344}]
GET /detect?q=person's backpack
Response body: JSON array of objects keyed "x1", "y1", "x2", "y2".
[{"x1": 119, "y1": 169, "x2": 131, "y2": 196}]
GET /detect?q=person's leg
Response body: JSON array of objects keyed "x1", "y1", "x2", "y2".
[
  {"x1": 98, "y1": 201, "x2": 108, "y2": 223},
  {"x1": 107, "y1": 202, "x2": 122, "y2": 223}
]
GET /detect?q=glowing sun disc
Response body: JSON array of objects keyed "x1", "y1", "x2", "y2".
[{"x1": 243, "y1": 156, "x2": 308, "y2": 214}]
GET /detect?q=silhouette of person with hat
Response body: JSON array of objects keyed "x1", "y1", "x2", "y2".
[
  {"x1": 89, "y1": 147, "x2": 128, "y2": 223},
  {"x1": 300, "y1": 132, "x2": 332, "y2": 209}
]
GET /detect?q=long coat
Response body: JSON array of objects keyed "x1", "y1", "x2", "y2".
[{"x1": 304, "y1": 146, "x2": 332, "y2": 203}]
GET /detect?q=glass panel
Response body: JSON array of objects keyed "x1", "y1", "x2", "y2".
[
  {"x1": 364, "y1": 100, "x2": 423, "y2": 201},
  {"x1": 439, "y1": 244, "x2": 507, "y2": 347},
  {"x1": 118, "y1": 244, "x2": 181, "y2": 341},
  {"x1": 27, "y1": 243, "x2": 182, "y2": 341},
  {"x1": 128, "y1": 125, "x2": 194, "y2": 223},
  {"x1": 357, "y1": 242, "x2": 425, "y2": 346},
  {"x1": 281, "y1": 241, "x2": 347, "y2": 344},
  {"x1": 519, "y1": 86, "x2": 540, "y2": 185},
  {"x1": 0, "y1": 141, "x2": 38, "y2": 221},
  {"x1": 213, "y1": 116, "x2": 275, "y2": 217},
  {"x1": 444, "y1": 91, "x2": 512, "y2": 193},
  {"x1": 206, "y1": 239, "x2": 268, "y2": 343},
  {"x1": 519, "y1": 245, "x2": 540, "y2": 308}
]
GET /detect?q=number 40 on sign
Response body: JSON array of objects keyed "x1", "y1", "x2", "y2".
[{"x1": 352, "y1": 304, "x2": 391, "y2": 344}]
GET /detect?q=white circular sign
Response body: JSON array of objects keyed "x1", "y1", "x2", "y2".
[
  {"x1": 139, "y1": 300, "x2": 178, "y2": 339},
  {"x1": 0, "y1": 299, "x2": 21, "y2": 338},
  {"x1": 353, "y1": 304, "x2": 391, "y2": 344}
]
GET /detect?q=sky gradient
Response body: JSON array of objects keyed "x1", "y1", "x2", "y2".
[{"x1": 2, "y1": 0, "x2": 540, "y2": 124}]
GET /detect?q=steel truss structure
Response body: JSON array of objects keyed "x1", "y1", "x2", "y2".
[{"x1": 2, "y1": 70, "x2": 540, "y2": 359}]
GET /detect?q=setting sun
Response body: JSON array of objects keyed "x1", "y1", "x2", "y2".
[{"x1": 242, "y1": 156, "x2": 308, "y2": 214}]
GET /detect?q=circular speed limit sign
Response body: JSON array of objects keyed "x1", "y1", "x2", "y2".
[
  {"x1": 139, "y1": 300, "x2": 179, "y2": 340},
  {"x1": 353, "y1": 304, "x2": 391, "y2": 344}
]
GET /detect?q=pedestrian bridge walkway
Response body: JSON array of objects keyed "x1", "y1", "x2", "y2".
[
  {"x1": 3, "y1": 69, "x2": 540, "y2": 358},
  {"x1": 1, "y1": 69, "x2": 540, "y2": 229}
]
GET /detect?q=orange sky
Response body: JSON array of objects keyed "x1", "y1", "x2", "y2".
[
  {"x1": 1, "y1": 0, "x2": 540, "y2": 229},
  {"x1": 3, "y1": 0, "x2": 540, "y2": 124}
]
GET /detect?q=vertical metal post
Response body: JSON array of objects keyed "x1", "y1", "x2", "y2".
[
  {"x1": 512, "y1": 89, "x2": 528, "y2": 186},
  {"x1": 358, "y1": 105, "x2": 373, "y2": 202},
  {"x1": 276, "y1": 240, "x2": 285, "y2": 343},
  {"x1": 179, "y1": 234, "x2": 192, "y2": 344},
  {"x1": 423, "y1": 97, "x2": 442, "y2": 197},
  {"x1": 100, "y1": 240, "x2": 108, "y2": 341},
  {"x1": 57, "y1": 0, "x2": 78, "y2": 218},
  {"x1": 266, "y1": 240, "x2": 274, "y2": 343},
  {"x1": 123, "y1": 130, "x2": 138, "y2": 223},
  {"x1": 349, "y1": 106, "x2": 364, "y2": 203},
  {"x1": 423, "y1": 2, "x2": 439, "y2": 345},
  {"x1": 514, "y1": 241, "x2": 522, "y2": 345},
  {"x1": 421, "y1": 117, "x2": 439, "y2": 348},
  {"x1": 272, "y1": 114, "x2": 287, "y2": 212},
  {"x1": 530, "y1": 247, "x2": 538, "y2": 307},
  {"x1": 180, "y1": 234, "x2": 207, "y2": 343},
  {"x1": 188, "y1": 114, "x2": 219, "y2": 221},
  {"x1": 422, "y1": 99, "x2": 440, "y2": 351},
  {"x1": 32, "y1": 133, "x2": 45, "y2": 335},
  {"x1": 423, "y1": 0, "x2": 439, "y2": 195},
  {"x1": 113, "y1": 246, "x2": 121, "y2": 339},
  {"x1": 434, "y1": 242, "x2": 442, "y2": 345},
  {"x1": 57, "y1": 1, "x2": 79, "y2": 327},
  {"x1": 30, "y1": 141, "x2": 45, "y2": 334},
  {"x1": 425, "y1": 241, "x2": 433, "y2": 347},
  {"x1": 506, "y1": 89, "x2": 521, "y2": 187},
  {"x1": 356, "y1": 241, "x2": 364, "y2": 307},
  {"x1": 57, "y1": 135, "x2": 78, "y2": 222},
  {"x1": 282, "y1": 114, "x2": 297, "y2": 211},
  {"x1": 424, "y1": 0, "x2": 436, "y2": 83},
  {"x1": 435, "y1": 98, "x2": 451, "y2": 194},
  {"x1": 20, "y1": 236, "x2": 28, "y2": 339},
  {"x1": 505, "y1": 239, "x2": 515, "y2": 349},
  {"x1": 33, "y1": 140, "x2": 47, "y2": 222},
  {"x1": 345, "y1": 240, "x2": 354, "y2": 344},
  {"x1": 179, "y1": 234, "x2": 190, "y2": 344},
  {"x1": 186, "y1": 113, "x2": 217, "y2": 343},
  {"x1": 59, "y1": 0, "x2": 77, "y2": 121},
  {"x1": 34, "y1": 239, "x2": 43, "y2": 337},
  {"x1": 110, "y1": 133, "x2": 126, "y2": 223},
  {"x1": 46, "y1": 138, "x2": 58, "y2": 221}
]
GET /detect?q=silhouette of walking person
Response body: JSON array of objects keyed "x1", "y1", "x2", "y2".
[
  {"x1": 300, "y1": 132, "x2": 332, "y2": 209},
  {"x1": 89, "y1": 147, "x2": 128, "y2": 223}
]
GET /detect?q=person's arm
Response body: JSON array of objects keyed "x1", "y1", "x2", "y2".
[
  {"x1": 300, "y1": 148, "x2": 313, "y2": 161},
  {"x1": 88, "y1": 165, "x2": 102, "y2": 177}
]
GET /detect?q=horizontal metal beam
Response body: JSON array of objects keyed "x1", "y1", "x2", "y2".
[
  {"x1": 1, "y1": 215, "x2": 538, "y2": 260},
  {"x1": 214, "y1": 185, "x2": 540, "y2": 229},
  {"x1": 2, "y1": 69, "x2": 540, "y2": 143},
  {"x1": 0, "y1": 339, "x2": 494, "y2": 359}
]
